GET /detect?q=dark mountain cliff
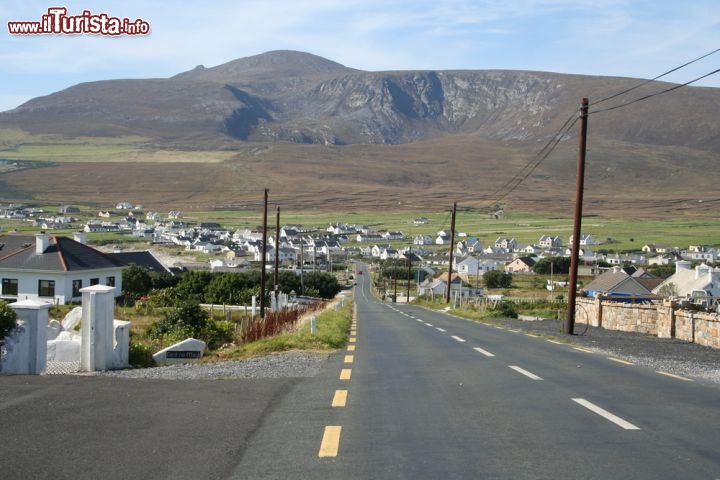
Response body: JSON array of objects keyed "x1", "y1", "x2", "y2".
[{"x1": 1, "y1": 50, "x2": 718, "y2": 152}]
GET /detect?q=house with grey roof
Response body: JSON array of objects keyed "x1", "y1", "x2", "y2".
[
  {"x1": 0, "y1": 233, "x2": 126, "y2": 304},
  {"x1": 583, "y1": 266, "x2": 655, "y2": 298}
]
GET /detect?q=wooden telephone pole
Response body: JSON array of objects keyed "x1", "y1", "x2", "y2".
[
  {"x1": 259, "y1": 188, "x2": 268, "y2": 319},
  {"x1": 565, "y1": 98, "x2": 589, "y2": 335},
  {"x1": 445, "y1": 202, "x2": 457, "y2": 304}
]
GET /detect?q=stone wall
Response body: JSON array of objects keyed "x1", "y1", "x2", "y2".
[{"x1": 575, "y1": 297, "x2": 720, "y2": 349}]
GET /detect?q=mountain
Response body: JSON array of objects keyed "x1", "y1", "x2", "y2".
[
  {"x1": 2, "y1": 50, "x2": 719, "y2": 150},
  {"x1": 0, "y1": 50, "x2": 718, "y2": 216}
]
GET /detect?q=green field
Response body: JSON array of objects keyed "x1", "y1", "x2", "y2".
[
  {"x1": 2, "y1": 201, "x2": 717, "y2": 254},
  {"x1": 174, "y1": 209, "x2": 718, "y2": 253}
]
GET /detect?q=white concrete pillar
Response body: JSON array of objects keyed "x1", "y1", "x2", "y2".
[
  {"x1": 112, "y1": 320, "x2": 131, "y2": 369},
  {"x1": 80, "y1": 285, "x2": 116, "y2": 372},
  {"x1": 9, "y1": 299, "x2": 51, "y2": 375}
]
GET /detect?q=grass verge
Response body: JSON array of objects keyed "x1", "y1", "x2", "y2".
[{"x1": 206, "y1": 299, "x2": 354, "y2": 361}]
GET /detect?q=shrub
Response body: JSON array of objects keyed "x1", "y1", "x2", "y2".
[
  {"x1": 489, "y1": 301, "x2": 518, "y2": 319},
  {"x1": 129, "y1": 341, "x2": 156, "y2": 368},
  {"x1": 0, "y1": 301, "x2": 17, "y2": 340},
  {"x1": 146, "y1": 301, "x2": 234, "y2": 350}
]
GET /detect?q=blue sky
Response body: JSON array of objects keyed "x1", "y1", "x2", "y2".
[{"x1": 1, "y1": 0, "x2": 719, "y2": 112}]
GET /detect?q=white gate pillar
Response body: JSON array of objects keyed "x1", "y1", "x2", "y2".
[
  {"x1": 8, "y1": 299, "x2": 51, "y2": 375},
  {"x1": 80, "y1": 285, "x2": 116, "y2": 372}
]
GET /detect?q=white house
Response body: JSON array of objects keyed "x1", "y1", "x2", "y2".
[
  {"x1": 0, "y1": 233, "x2": 126, "y2": 305},
  {"x1": 569, "y1": 233, "x2": 595, "y2": 246},
  {"x1": 494, "y1": 237, "x2": 517, "y2": 252},
  {"x1": 417, "y1": 272, "x2": 481, "y2": 298},
  {"x1": 652, "y1": 261, "x2": 720, "y2": 297},
  {"x1": 413, "y1": 235, "x2": 434, "y2": 246},
  {"x1": 456, "y1": 257, "x2": 499, "y2": 276},
  {"x1": 539, "y1": 235, "x2": 563, "y2": 249}
]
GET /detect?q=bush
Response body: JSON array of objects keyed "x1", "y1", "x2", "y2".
[
  {"x1": 146, "y1": 301, "x2": 234, "y2": 350},
  {"x1": 484, "y1": 270, "x2": 513, "y2": 288},
  {"x1": 129, "y1": 341, "x2": 156, "y2": 368},
  {"x1": 0, "y1": 301, "x2": 17, "y2": 340},
  {"x1": 489, "y1": 301, "x2": 518, "y2": 319}
]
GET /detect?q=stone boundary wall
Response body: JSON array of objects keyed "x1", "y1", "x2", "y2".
[{"x1": 575, "y1": 297, "x2": 720, "y2": 349}]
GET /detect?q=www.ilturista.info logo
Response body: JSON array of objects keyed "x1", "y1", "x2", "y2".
[{"x1": 8, "y1": 7, "x2": 150, "y2": 35}]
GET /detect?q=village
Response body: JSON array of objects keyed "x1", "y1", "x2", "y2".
[{"x1": 0, "y1": 202, "x2": 718, "y2": 307}]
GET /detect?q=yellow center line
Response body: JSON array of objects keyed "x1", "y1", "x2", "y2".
[
  {"x1": 608, "y1": 357, "x2": 634, "y2": 365},
  {"x1": 332, "y1": 389, "x2": 348, "y2": 407},
  {"x1": 319, "y1": 426, "x2": 342, "y2": 457},
  {"x1": 349, "y1": 337, "x2": 356, "y2": 343},
  {"x1": 344, "y1": 355, "x2": 354, "y2": 364},
  {"x1": 546, "y1": 339, "x2": 564, "y2": 345},
  {"x1": 340, "y1": 369, "x2": 352, "y2": 380},
  {"x1": 656, "y1": 370, "x2": 693, "y2": 382},
  {"x1": 347, "y1": 345, "x2": 356, "y2": 351},
  {"x1": 573, "y1": 347, "x2": 594, "y2": 353}
]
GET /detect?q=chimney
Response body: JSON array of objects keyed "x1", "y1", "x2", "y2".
[
  {"x1": 36, "y1": 232, "x2": 50, "y2": 254},
  {"x1": 696, "y1": 263, "x2": 711, "y2": 280},
  {"x1": 73, "y1": 231, "x2": 86, "y2": 245},
  {"x1": 675, "y1": 260, "x2": 691, "y2": 274},
  {"x1": 612, "y1": 266, "x2": 622, "y2": 273}
]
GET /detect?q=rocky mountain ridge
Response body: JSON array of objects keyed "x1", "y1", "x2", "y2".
[{"x1": 2, "y1": 50, "x2": 718, "y2": 152}]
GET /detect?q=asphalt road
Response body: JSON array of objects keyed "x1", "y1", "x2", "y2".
[{"x1": 1, "y1": 265, "x2": 719, "y2": 479}]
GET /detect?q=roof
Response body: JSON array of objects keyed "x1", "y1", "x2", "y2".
[
  {"x1": 0, "y1": 234, "x2": 125, "y2": 272},
  {"x1": 583, "y1": 270, "x2": 652, "y2": 296},
  {"x1": 108, "y1": 251, "x2": 172, "y2": 274}
]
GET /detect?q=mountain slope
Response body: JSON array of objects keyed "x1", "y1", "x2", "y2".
[
  {"x1": 0, "y1": 50, "x2": 718, "y2": 216},
  {"x1": 1, "y1": 50, "x2": 718, "y2": 151}
]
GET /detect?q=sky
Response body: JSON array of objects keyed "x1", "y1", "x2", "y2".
[{"x1": 1, "y1": 0, "x2": 719, "y2": 112}]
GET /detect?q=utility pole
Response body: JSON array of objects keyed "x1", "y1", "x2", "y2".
[
  {"x1": 393, "y1": 270, "x2": 398, "y2": 303},
  {"x1": 260, "y1": 188, "x2": 268, "y2": 319},
  {"x1": 274, "y1": 205, "x2": 280, "y2": 309},
  {"x1": 565, "y1": 98, "x2": 589, "y2": 335},
  {"x1": 445, "y1": 202, "x2": 457, "y2": 304},
  {"x1": 299, "y1": 240, "x2": 304, "y2": 295},
  {"x1": 406, "y1": 246, "x2": 412, "y2": 303}
]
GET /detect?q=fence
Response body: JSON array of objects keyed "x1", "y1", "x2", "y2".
[{"x1": 574, "y1": 296, "x2": 720, "y2": 349}]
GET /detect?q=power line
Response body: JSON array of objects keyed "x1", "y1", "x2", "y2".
[
  {"x1": 592, "y1": 47, "x2": 720, "y2": 106},
  {"x1": 590, "y1": 67, "x2": 720, "y2": 115},
  {"x1": 483, "y1": 111, "x2": 580, "y2": 207}
]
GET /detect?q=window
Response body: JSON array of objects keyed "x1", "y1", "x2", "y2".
[
  {"x1": 2, "y1": 278, "x2": 18, "y2": 296},
  {"x1": 38, "y1": 280, "x2": 55, "y2": 297},
  {"x1": 106, "y1": 276, "x2": 116, "y2": 287},
  {"x1": 90, "y1": 278, "x2": 99, "y2": 286},
  {"x1": 72, "y1": 279, "x2": 82, "y2": 297}
]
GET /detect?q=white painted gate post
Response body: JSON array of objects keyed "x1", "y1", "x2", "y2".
[
  {"x1": 8, "y1": 299, "x2": 51, "y2": 375},
  {"x1": 80, "y1": 285, "x2": 116, "y2": 372}
]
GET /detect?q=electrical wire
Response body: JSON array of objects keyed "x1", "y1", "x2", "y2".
[
  {"x1": 481, "y1": 109, "x2": 580, "y2": 208},
  {"x1": 490, "y1": 115, "x2": 579, "y2": 205},
  {"x1": 592, "y1": 47, "x2": 720, "y2": 106},
  {"x1": 589, "y1": 67, "x2": 720, "y2": 115}
]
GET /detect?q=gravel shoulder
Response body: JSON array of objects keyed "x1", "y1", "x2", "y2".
[
  {"x1": 485, "y1": 317, "x2": 720, "y2": 385},
  {"x1": 92, "y1": 317, "x2": 719, "y2": 385}
]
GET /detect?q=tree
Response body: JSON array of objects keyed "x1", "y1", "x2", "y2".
[
  {"x1": 0, "y1": 301, "x2": 17, "y2": 340},
  {"x1": 122, "y1": 264, "x2": 153, "y2": 301},
  {"x1": 484, "y1": 270, "x2": 513, "y2": 288},
  {"x1": 175, "y1": 270, "x2": 213, "y2": 302},
  {"x1": 533, "y1": 257, "x2": 571, "y2": 275},
  {"x1": 303, "y1": 272, "x2": 341, "y2": 299}
]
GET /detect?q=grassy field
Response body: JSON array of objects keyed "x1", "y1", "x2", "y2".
[
  {"x1": 0, "y1": 128, "x2": 235, "y2": 163},
  {"x1": 177, "y1": 209, "x2": 719, "y2": 253},
  {"x1": 2, "y1": 202, "x2": 717, "y2": 253}
]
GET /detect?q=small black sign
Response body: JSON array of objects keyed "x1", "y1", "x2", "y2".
[{"x1": 165, "y1": 350, "x2": 201, "y2": 359}]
